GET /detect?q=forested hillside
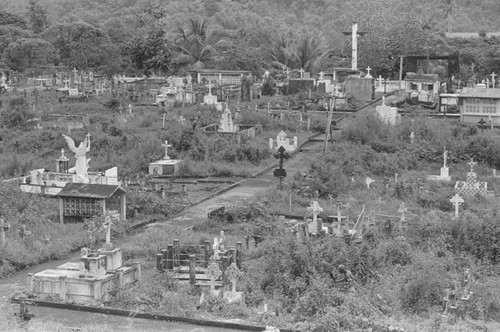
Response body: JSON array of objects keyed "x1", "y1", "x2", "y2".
[{"x1": 1, "y1": 0, "x2": 500, "y2": 78}]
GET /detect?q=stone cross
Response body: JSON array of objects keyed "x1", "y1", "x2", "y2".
[
  {"x1": 491, "y1": 72, "x2": 496, "y2": 88},
  {"x1": 206, "y1": 262, "x2": 222, "y2": 291},
  {"x1": 319, "y1": 71, "x2": 325, "y2": 80},
  {"x1": 450, "y1": 194, "x2": 464, "y2": 218},
  {"x1": 377, "y1": 75, "x2": 383, "y2": 88},
  {"x1": 308, "y1": 201, "x2": 323, "y2": 223},
  {"x1": 299, "y1": 68, "x2": 304, "y2": 79},
  {"x1": 468, "y1": 159, "x2": 477, "y2": 173},
  {"x1": 226, "y1": 263, "x2": 240, "y2": 293},
  {"x1": 334, "y1": 200, "x2": 348, "y2": 222},
  {"x1": 0, "y1": 218, "x2": 10, "y2": 247},
  {"x1": 365, "y1": 66, "x2": 372, "y2": 78},
  {"x1": 478, "y1": 118, "x2": 486, "y2": 133},
  {"x1": 398, "y1": 202, "x2": 407, "y2": 222},
  {"x1": 162, "y1": 140, "x2": 172, "y2": 160}
]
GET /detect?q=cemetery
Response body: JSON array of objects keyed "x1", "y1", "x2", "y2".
[{"x1": 3, "y1": 1, "x2": 500, "y2": 332}]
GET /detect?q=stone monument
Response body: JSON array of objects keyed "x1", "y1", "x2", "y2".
[
  {"x1": 375, "y1": 97, "x2": 400, "y2": 125},
  {"x1": 62, "y1": 133, "x2": 91, "y2": 183},
  {"x1": 148, "y1": 140, "x2": 183, "y2": 177}
]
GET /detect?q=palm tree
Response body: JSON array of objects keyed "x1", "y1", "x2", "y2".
[
  {"x1": 269, "y1": 33, "x2": 296, "y2": 72},
  {"x1": 173, "y1": 17, "x2": 216, "y2": 71},
  {"x1": 295, "y1": 35, "x2": 328, "y2": 74}
]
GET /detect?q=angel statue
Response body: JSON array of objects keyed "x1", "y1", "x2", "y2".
[{"x1": 62, "y1": 133, "x2": 91, "y2": 183}]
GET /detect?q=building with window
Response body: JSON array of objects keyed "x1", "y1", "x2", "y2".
[{"x1": 458, "y1": 87, "x2": 500, "y2": 126}]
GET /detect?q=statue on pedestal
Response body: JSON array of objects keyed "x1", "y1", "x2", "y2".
[{"x1": 62, "y1": 133, "x2": 91, "y2": 183}]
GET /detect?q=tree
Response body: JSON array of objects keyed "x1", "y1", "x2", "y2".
[
  {"x1": 27, "y1": 0, "x2": 49, "y2": 33},
  {"x1": 0, "y1": 97, "x2": 32, "y2": 128},
  {"x1": 295, "y1": 35, "x2": 327, "y2": 74},
  {"x1": 127, "y1": 28, "x2": 172, "y2": 75},
  {"x1": 3, "y1": 38, "x2": 57, "y2": 71},
  {"x1": 269, "y1": 33, "x2": 296, "y2": 71}
]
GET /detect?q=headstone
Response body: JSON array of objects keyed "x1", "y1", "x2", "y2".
[
  {"x1": 365, "y1": 176, "x2": 374, "y2": 189},
  {"x1": 206, "y1": 261, "x2": 222, "y2": 293},
  {"x1": 223, "y1": 263, "x2": 244, "y2": 304},
  {"x1": 375, "y1": 97, "x2": 400, "y2": 125},
  {"x1": 450, "y1": 194, "x2": 464, "y2": 218},
  {"x1": 218, "y1": 104, "x2": 235, "y2": 132},
  {"x1": 365, "y1": 66, "x2": 372, "y2": 78}
]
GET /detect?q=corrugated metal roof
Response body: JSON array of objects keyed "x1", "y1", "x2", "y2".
[
  {"x1": 57, "y1": 183, "x2": 125, "y2": 199},
  {"x1": 459, "y1": 87, "x2": 500, "y2": 98}
]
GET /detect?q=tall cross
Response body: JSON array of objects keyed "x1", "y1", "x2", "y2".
[
  {"x1": 450, "y1": 194, "x2": 464, "y2": 218},
  {"x1": 491, "y1": 72, "x2": 496, "y2": 88},
  {"x1": 162, "y1": 140, "x2": 172, "y2": 160},
  {"x1": 468, "y1": 159, "x2": 477, "y2": 173},
  {"x1": 478, "y1": 118, "x2": 486, "y2": 133}
]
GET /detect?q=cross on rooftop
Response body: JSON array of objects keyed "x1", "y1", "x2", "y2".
[
  {"x1": 468, "y1": 159, "x2": 477, "y2": 173},
  {"x1": 162, "y1": 140, "x2": 172, "y2": 160}
]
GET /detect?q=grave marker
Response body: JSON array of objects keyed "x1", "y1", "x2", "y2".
[
  {"x1": 450, "y1": 194, "x2": 464, "y2": 218},
  {"x1": 273, "y1": 146, "x2": 289, "y2": 190},
  {"x1": 161, "y1": 140, "x2": 172, "y2": 160},
  {"x1": 206, "y1": 261, "x2": 222, "y2": 291},
  {"x1": 491, "y1": 72, "x2": 496, "y2": 88}
]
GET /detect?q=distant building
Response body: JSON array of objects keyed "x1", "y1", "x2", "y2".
[
  {"x1": 404, "y1": 72, "x2": 440, "y2": 104},
  {"x1": 189, "y1": 69, "x2": 250, "y2": 85},
  {"x1": 458, "y1": 87, "x2": 500, "y2": 126}
]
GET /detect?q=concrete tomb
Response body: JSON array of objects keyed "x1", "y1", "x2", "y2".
[
  {"x1": 269, "y1": 131, "x2": 298, "y2": 152},
  {"x1": 149, "y1": 140, "x2": 183, "y2": 177}
]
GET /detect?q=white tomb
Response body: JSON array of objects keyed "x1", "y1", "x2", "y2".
[
  {"x1": 375, "y1": 97, "x2": 401, "y2": 125},
  {"x1": 149, "y1": 140, "x2": 183, "y2": 177},
  {"x1": 203, "y1": 81, "x2": 218, "y2": 105},
  {"x1": 269, "y1": 131, "x2": 298, "y2": 152},
  {"x1": 218, "y1": 104, "x2": 236, "y2": 132}
]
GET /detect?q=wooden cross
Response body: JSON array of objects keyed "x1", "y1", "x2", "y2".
[
  {"x1": 450, "y1": 194, "x2": 464, "y2": 218},
  {"x1": 206, "y1": 262, "x2": 222, "y2": 291},
  {"x1": 468, "y1": 159, "x2": 477, "y2": 173},
  {"x1": 478, "y1": 118, "x2": 486, "y2": 133},
  {"x1": 491, "y1": 72, "x2": 496, "y2": 88},
  {"x1": 226, "y1": 263, "x2": 240, "y2": 293},
  {"x1": 0, "y1": 218, "x2": 10, "y2": 247},
  {"x1": 162, "y1": 140, "x2": 172, "y2": 160}
]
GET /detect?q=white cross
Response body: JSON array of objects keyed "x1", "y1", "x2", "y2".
[
  {"x1": 450, "y1": 194, "x2": 464, "y2": 218},
  {"x1": 206, "y1": 261, "x2": 222, "y2": 291},
  {"x1": 162, "y1": 140, "x2": 172, "y2": 160},
  {"x1": 365, "y1": 66, "x2": 372, "y2": 78},
  {"x1": 299, "y1": 68, "x2": 305, "y2": 78},
  {"x1": 443, "y1": 148, "x2": 448, "y2": 168},
  {"x1": 491, "y1": 72, "x2": 496, "y2": 88},
  {"x1": 319, "y1": 71, "x2": 325, "y2": 80},
  {"x1": 377, "y1": 75, "x2": 383, "y2": 88}
]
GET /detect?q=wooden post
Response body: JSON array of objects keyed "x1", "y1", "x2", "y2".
[
  {"x1": 118, "y1": 269, "x2": 124, "y2": 286},
  {"x1": 236, "y1": 242, "x2": 242, "y2": 269},
  {"x1": 324, "y1": 98, "x2": 334, "y2": 153},
  {"x1": 166, "y1": 245, "x2": 174, "y2": 270},
  {"x1": 229, "y1": 248, "x2": 236, "y2": 265},
  {"x1": 221, "y1": 254, "x2": 229, "y2": 285},
  {"x1": 244, "y1": 235, "x2": 249, "y2": 250},
  {"x1": 134, "y1": 262, "x2": 141, "y2": 284},
  {"x1": 59, "y1": 276, "x2": 67, "y2": 301},
  {"x1": 156, "y1": 253, "x2": 163, "y2": 271},
  {"x1": 173, "y1": 239, "x2": 180, "y2": 267},
  {"x1": 120, "y1": 192, "x2": 126, "y2": 221},
  {"x1": 189, "y1": 254, "x2": 196, "y2": 285},
  {"x1": 59, "y1": 197, "x2": 64, "y2": 224},
  {"x1": 204, "y1": 240, "x2": 210, "y2": 267},
  {"x1": 27, "y1": 273, "x2": 34, "y2": 292}
]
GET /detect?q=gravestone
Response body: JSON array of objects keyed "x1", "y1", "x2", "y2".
[
  {"x1": 223, "y1": 263, "x2": 244, "y2": 304},
  {"x1": 375, "y1": 97, "x2": 401, "y2": 125},
  {"x1": 206, "y1": 261, "x2": 222, "y2": 295},
  {"x1": 149, "y1": 140, "x2": 183, "y2": 177},
  {"x1": 307, "y1": 201, "x2": 325, "y2": 235},
  {"x1": 450, "y1": 194, "x2": 464, "y2": 218},
  {"x1": 218, "y1": 104, "x2": 235, "y2": 132}
]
